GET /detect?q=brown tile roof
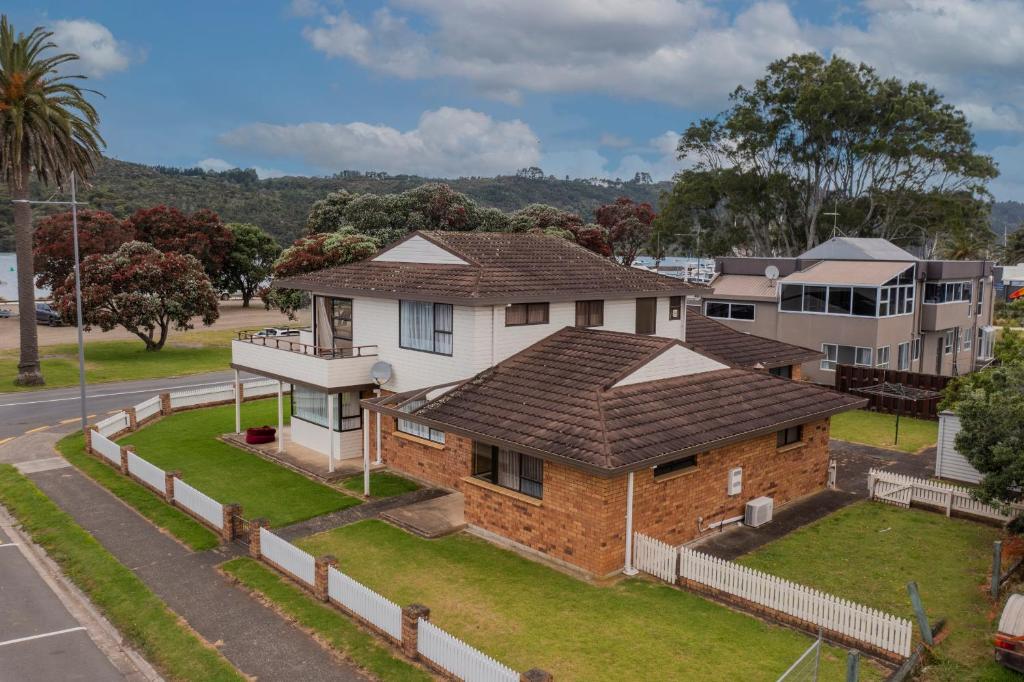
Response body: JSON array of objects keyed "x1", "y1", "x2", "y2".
[
  {"x1": 275, "y1": 231, "x2": 705, "y2": 304},
  {"x1": 380, "y1": 327, "x2": 863, "y2": 474},
  {"x1": 684, "y1": 308, "x2": 821, "y2": 370}
]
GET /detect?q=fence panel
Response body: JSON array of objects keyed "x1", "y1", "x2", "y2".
[
  {"x1": 659, "y1": 541, "x2": 913, "y2": 658},
  {"x1": 127, "y1": 452, "x2": 166, "y2": 492},
  {"x1": 260, "y1": 528, "x2": 315, "y2": 586},
  {"x1": 134, "y1": 395, "x2": 162, "y2": 423},
  {"x1": 242, "y1": 379, "x2": 280, "y2": 398},
  {"x1": 95, "y1": 411, "x2": 130, "y2": 437},
  {"x1": 92, "y1": 431, "x2": 122, "y2": 465},
  {"x1": 633, "y1": 532, "x2": 678, "y2": 582},
  {"x1": 416, "y1": 618, "x2": 519, "y2": 682},
  {"x1": 172, "y1": 478, "x2": 224, "y2": 529},
  {"x1": 327, "y1": 567, "x2": 402, "y2": 640},
  {"x1": 169, "y1": 384, "x2": 236, "y2": 409},
  {"x1": 834, "y1": 365, "x2": 949, "y2": 420},
  {"x1": 868, "y1": 468, "x2": 1019, "y2": 522}
]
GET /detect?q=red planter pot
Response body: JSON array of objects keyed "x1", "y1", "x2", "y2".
[{"x1": 245, "y1": 426, "x2": 277, "y2": 445}]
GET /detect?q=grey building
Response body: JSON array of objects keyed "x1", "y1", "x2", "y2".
[{"x1": 705, "y1": 237, "x2": 996, "y2": 384}]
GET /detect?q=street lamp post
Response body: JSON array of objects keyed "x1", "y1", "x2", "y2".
[{"x1": 12, "y1": 171, "x2": 89, "y2": 432}]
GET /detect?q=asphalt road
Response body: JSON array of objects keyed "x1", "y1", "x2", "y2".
[{"x1": 0, "y1": 370, "x2": 259, "y2": 441}]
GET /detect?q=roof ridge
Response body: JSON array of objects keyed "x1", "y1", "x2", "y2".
[
  {"x1": 415, "y1": 230, "x2": 483, "y2": 267},
  {"x1": 593, "y1": 389, "x2": 614, "y2": 468}
]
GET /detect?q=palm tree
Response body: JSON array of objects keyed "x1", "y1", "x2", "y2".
[{"x1": 0, "y1": 16, "x2": 104, "y2": 385}]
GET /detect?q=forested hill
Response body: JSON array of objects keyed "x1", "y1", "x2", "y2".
[{"x1": 0, "y1": 157, "x2": 670, "y2": 250}]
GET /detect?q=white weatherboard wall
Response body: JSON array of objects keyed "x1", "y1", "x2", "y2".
[
  {"x1": 290, "y1": 418, "x2": 362, "y2": 459},
  {"x1": 613, "y1": 344, "x2": 727, "y2": 387},
  {"x1": 372, "y1": 235, "x2": 468, "y2": 265},
  {"x1": 935, "y1": 412, "x2": 982, "y2": 484}
]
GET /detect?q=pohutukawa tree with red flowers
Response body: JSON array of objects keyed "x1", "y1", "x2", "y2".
[
  {"x1": 54, "y1": 241, "x2": 220, "y2": 351},
  {"x1": 595, "y1": 196, "x2": 656, "y2": 266},
  {"x1": 33, "y1": 209, "x2": 135, "y2": 291},
  {"x1": 125, "y1": 205, "x2": 235, "y2": 278}
]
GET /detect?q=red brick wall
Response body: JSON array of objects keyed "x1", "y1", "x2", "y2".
[
  {"x1": 791, "y1": 364, "x2": 803, "y2": 381},
  {"x1": 377, "y1": 412, "x2": 472, "y2": 491}
]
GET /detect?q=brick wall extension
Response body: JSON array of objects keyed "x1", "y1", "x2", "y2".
[{"x1": 377, "y1": 412, "x2": 472, "y2": 491}]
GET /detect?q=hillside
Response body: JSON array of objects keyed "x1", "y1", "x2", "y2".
[{"x1": 0, "y1": 158, "x2": 670, "y2": 250}]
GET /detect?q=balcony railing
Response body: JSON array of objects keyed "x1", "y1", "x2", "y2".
[{"x1": 236, "y1": 329, "x2": 377, "y2": 360}]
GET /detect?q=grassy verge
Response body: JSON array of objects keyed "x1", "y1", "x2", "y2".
[
  {"x1": 57, "y1": 432, "x2": 219, "y2": 551},
  {"x1": 221, "y1": 557, "x2": 429, "y2": 681},
  {"x1": 342, "y1": 472, "x2": 420, "y2": 498},
  {"x1": 296, "y1": 519, "x2": 879, "y2": 681},
  {"x1": 737, "y1": 501, "x2": 1009, "y2": 681},
  {"x1": 0, "y1": 464, "x2": 241, "y2": 681},
  {"x1": 830, "y1": 409, "x2": 938, "y2": 453},
  {"x1": 119, "y1": 398, "x2": 359, "y2": 527}
]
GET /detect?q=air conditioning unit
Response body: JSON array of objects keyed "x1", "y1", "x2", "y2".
[{"x1": 745, "y1": 497, "x2": 774, "y2": 528}]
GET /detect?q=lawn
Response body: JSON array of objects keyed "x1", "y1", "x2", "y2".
[
  {"x1": 342, "y1": 471, "x2": 420, "y2": 498},
  {"x1": 296, "y1": 520, "x2": 878, "y2": 681},
  {"x1": 0, "y1": 464, "x2": 242, "y2": 681},
  {"x1": 830, "y1": 409, "x2": 938, "y2": 453},
  {"x1": 0, "y1": 335, "x2": 232, "y2": 393},
  {"x1": 737, "y1": 501, "x2": 1010, "y2": 681},
  {"x1": 117, "y1": 398, "x2": 359, "y2": 527}
]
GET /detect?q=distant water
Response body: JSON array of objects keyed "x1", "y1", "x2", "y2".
[{"x1": 0, "y1": 253, "x2": 50, "y2": 302}]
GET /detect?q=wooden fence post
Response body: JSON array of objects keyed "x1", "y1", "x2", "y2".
[
  {"x1": 993, "y1": 540, "x2": 1003, "y2": 600},
  {"x1": 401, "y1": 604, "x2": 429, "y2": 659},
  {"x1": 907, "y1": 581, "x2": 933, "y2": 646}
]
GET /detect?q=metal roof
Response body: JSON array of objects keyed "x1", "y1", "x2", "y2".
[
  {"x1": 780, "y1": 260, "x2": 913, "y2": 287},
  {"x1": 797, "y1": 237, "x2": 917, "y2": 262}
]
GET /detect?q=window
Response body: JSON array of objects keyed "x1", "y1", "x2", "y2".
[
  {"x1": 924, "y1": 281, "x2": 972, "y2": 304},
  {"x1": 943, "y1": 330, "x2": 954, "y2": 354},
  {"x1": 803, "y1": 285, "x2": 827, "y2": 313},
  {"x1": 852, "y1": 287, "x2": 878, "y2": 316},
  {"x1": 472, "y1": 442, "x2": 543, "y2": 498},
  {"x1": 396, "y1": 398, "x2": 445, "y2": 444},
  {"x1": 912, "y1": 337, "x2": 921, "y2": 361},
  {"x1": 777, "y1": 425, "x2": 803, "y2": 447},
  {"x1": 962, "y1": 327, "x2": 972, "y2": 351},
  {"x1": 704, "y1": 300, "x2": 755, "y2": 321},
  {"x1": 978, "y1": 326, "x2": 996, "y2": 360},
  {"x1": 780, "y1": 283, "x2": 882, "y2": 317},
  {"x1": 669, "y1": 296, "x2": 682, "y2": 320},
  {"x1": 653, "y1": 454, "x2": 697, "y2": 479},
  {"x1": 827, "y1": 287, "x2": 852, "y2": 315},
  {"x1": 769, "y1": 365, "x2": 792, "y2": 379},
  {"x1": 636, "y1": 297, "x2": 657, "y2": 335},
  {"x1": 897, "y1": 342, "x2": 910, "y2": 371},
  {"x1": 400, "y1": 301, "x2": 453, "y2": 355},
  {"x1": 575, "y1": 300, "x2": 604, "y2": 327},
  {"x1": 977, "y1": 279, "x2": 984, "y2": 316},
  {"x1": 780, "y1": 284, "x2": 803, "y2": 311},
  {"x1": 820, "y1": 343, "x2": 872, "y2": 371},
  {"x1": 506, "y1": 302, "x2": 549, "y2": 326},
  {"x1": 876, "y1": 345, "x2": 890, "y2": 368},
  {"x1": 329, "y1": 297, "x2": 353, "y2": 343},
  {"x1": 291, "y1": 387, "x2": 362, "y2": 431},
  {"x1": 855, "y1": 347, "x2": 873, "y2": 366}
]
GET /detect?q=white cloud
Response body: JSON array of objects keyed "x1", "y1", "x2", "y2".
[
  {"x1": 51, "y1": 19, "x2": 133, "y2": 77},
  {"x1": 196, "y1": 157, "x2": 286, "y2": 179},
  {"x1": 541, "y1": 131, "x2": 686, "y2": 181},
  {"x1": 218, "y1": 107, "x2": 541, "y2": 177},
  {"x1": 599, "y1": 133, "x2": 632, "y2": 149}
]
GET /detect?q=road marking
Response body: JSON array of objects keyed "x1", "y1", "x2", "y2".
[
  {"x1": 23, "y1": 425, "x2": 50, "y2": 434},
  {"x1": 0, "y1": 437, "x2": 12, "y2": 447},
  {"x1": 0, "y1": 627, "x2": 86, "y2": 648},
  {"x1": 0, "y1": 378, "x2": 234, "y2": 409},
  {"x1": 0, "y1": 542, "x2": 19, "y2": 548}
]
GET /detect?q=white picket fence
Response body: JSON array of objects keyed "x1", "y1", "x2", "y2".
[
  {"x1": 417, "y1": 618, "x2": 519, "y2": 682},
  {"x1": 260, "y1": 527, "x2": 315, "y2": 586},
  {"x1": 634, "y1": 532, "x2": 678, "y2": 582},
  {"x1": 127, "y1": 451, "x2": 166, "y2": 492},
  {"x1": 169, "y1": 383, "x2": 237, "y2": 409},
  {"x1": 172, "y1": 478, "x2": 224, "y2": 529},
  {"x1": 94, "y1": 411, "x2": 131, "y2": 438},
  {"x1": 676, "y1": 544, "x2": 913, "y2": 658},
  {"x1": 91, "y1": 431, "x2": 122, "y2": 466},
  {"x1": 242, "y1": 378, "x2": 280, "y2": 398},
  {"x1": 868, "y1": 468, "x2": 1020, "y2": 523},
  {"x1": 134, "y1": 395, "x2": 162, "y2": 423},
  {"x1": 328, "y1": 567, "x2": 403, "y2": 640}
]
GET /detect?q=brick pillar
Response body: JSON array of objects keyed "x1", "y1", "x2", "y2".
[
  {"x1": 521, "y1": 669, "x2": 554, "y2": 682},
  {"x1": 164, "y1": 470, "x2": 181, "y2": 502},
  {"x1": 401, "y1": 604, "x2": 430, "y2": 658},
  {"x1": 315, "y1": 555, "x2": 337, "y2": 602},
  {"x1": 237, "y1": 382, "x2": 245, "y2": 402},
  {"x1": 248, "y1": 517, "x2": 270, "y2": 558},
  {"x1": 119, "y1": 445, "x2": 134, "y2": 475},
  {"x1": 126, "y1": 406, "x2": 138, "y2": 431},
  {"x1": 220, "y1": 503, "x2": 241, "y2": 542},
  {"x1": 159, "y1": 392, "x2": 172, "y2": 416},
  {"x1": 84, "y1": 426, "x2": 96, "y2": 454}
]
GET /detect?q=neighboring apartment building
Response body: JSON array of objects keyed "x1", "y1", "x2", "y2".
[
  {"x1": 705, "y1": 238, "x2": 997, "y2": 385},
  {"x1": 230, "y1": 230, "x2": 862, "y2": 576}
]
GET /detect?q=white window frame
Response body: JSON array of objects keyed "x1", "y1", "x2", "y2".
[
  {"x1": 897, "y1": 342, "x2": 910, "y2": 371},
  {"x1": 396, "y1": 398, "x2": 445, "y2": 444},
  {"x1": 923, "y1": 280, "x2": 973, "y2": 305},
  {"x1": 704, "y1": 300, "x2": 756, "y2": 321},
  {"x1": 962, "y1": 327, "x2": 972, "y2": 351},
  {"x1": 912, "y1": 337, "x2": 921, "y2": 362},
  {"x1": 820, "y1": 343, "x2": 873, "y2": 371},
  {"x1": 778, "y1": 268, "x2": 915, "y2": 319},
  {"x1": 876, "y1": 345, "x2": 890, "y2": 368},
  {"x1": 944, "y1": 330, "x2": 955, "y2": 354}
]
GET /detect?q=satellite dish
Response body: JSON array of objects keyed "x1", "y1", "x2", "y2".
[
  {"x1": 764, "y1": 265, "x2": 780, "y2": 281},
  {"x1": 370, "y1": 361, "x2": 393, "y2": 386}
]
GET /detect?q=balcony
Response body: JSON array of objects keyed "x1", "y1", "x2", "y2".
[{"x1": 231, "y1": 330, "x2": 379, "y2": 389}]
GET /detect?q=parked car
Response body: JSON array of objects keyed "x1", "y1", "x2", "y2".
[
  {"x1": 0, "y1": 307, "x2": 10, "y2": 318},
  {"x1": 35, "y1": 302, "x2": 62, "y2": 326},
  {"x1": 995, "y1": 594, "x2": 1024, "y2": 672}
]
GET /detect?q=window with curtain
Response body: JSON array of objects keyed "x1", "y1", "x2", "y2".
[
  {"x1": 400, "y1": 301, "x2": 454, "y2": 355},
  {"x1": 396, "y1": 398, "x2": 445, "y2": 443},
  {"x1": 505, "y1": 302, "x2": 549, "y2": 326},
  {"x1": 340, "y1": 392, "x2": 362, "y2": 431},
  {"x1": 472, "y1": 443, "x2": 543, "y2": 499},
  {"x1": 292, "y1": 387, "x2": 362, "y2": 431},
  {"x1": 575, "y1": 300, "x2": 604, "y2": 327},
  {"x1": 330, "y1": 298, "x2": 353, "y2": 343}
]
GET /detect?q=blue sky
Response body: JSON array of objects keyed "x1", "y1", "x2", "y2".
[{"x1": 8, "y1": 1, "x2": 1024, "y2": 200}]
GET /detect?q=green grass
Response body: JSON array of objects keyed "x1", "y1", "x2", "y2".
[
  {"x1": 0, "y1": 331, "x2": 237, "y2": 394},
  {"x1": 0, "y1": 464, "x2": 242, "y2": 681},
  {"x1": 296, "y1": 520, "x2": 879, "y2": 681},
  {"x1": 118, "y1": 398, "x2": 359, "y2": 527},
  {"x1": 221, "y1": 557, "x2": 429, "y2": 681},
  {"x1": 830, "y1": 409, "x2": 939, "y2": 453},
  {"x1": 737, "y1": 502, "x2": 1011, "y2": 682},
  {"x1": 342, "y1": 472, "x2": 420, "y2": 498},
  {"x1": 57, "y1": 432, "x2": 220, "y2": 551}
]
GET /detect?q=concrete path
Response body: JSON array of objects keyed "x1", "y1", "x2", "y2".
[
  {"x1": 277, "y1": 487, "x2": 448, "y2": 541},
  {"x1": 10, "y1": 434, "x2": 367, "y2": 682}
]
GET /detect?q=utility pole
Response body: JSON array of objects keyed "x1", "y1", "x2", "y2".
[{"x1": 12, "y1": 171, "x2": 89, "y2": 431}]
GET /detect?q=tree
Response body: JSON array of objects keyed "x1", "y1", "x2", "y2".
[
  {"x1": 264, "y1": 230, "x2": 378, "y2": 317},
  {"x1": 218, "y1": 223, "x2": 281, "y2": 307},
  {"x1": 54, "y1": 241, "x2": 219, "y2": 351},
  {"x1": 1005, "y1": 227, "x2": 1024, "y2": 265},
  {"x1": 126, "y1": 205, "x2": 234, "y2": 278},
  {"x1": 306, "y1": 190, "x2": 355, "y2": 234},
  {"x1": 674, "y1": 53, "x2": 998, "y2": 256},
  {"x1": 596, "y1": 197, "x2": 656, "y2": 266},
  {"x1": 0, "y1": 16, "x2": 104, "y2": 385},
  {"x1": 33, "y1": 210, "x2": 134, "y2": 291}
]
